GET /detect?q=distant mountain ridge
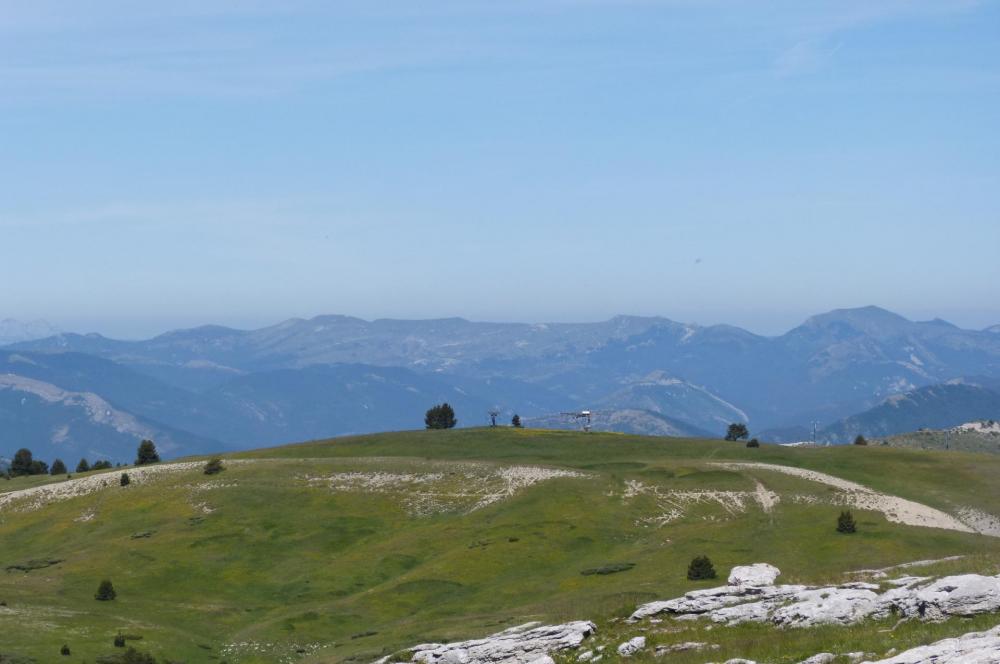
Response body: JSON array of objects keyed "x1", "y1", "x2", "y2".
[
  {"x1": 4, "y1": 306, "x2": 1000, "y2": 458},
  {"x1": 0, "y1": 318, "x2": 59, "y2": 346},
  {"x1": 808, "y1": 382, "x2": 1000, "y2": 444}
]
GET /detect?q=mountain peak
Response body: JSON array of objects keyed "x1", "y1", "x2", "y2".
[{"x1": 797, "y1": 306, "x2": 913, "y2": 336}]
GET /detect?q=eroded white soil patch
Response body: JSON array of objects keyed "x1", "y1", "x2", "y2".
[
  {"x1": 0, "y1": 461, "x2": 251, "y2": 514},
  {"x1": 620, "y1": 479, "x2": 777, "y2": 527},
  {"x1": 712, "y1": 462, "x2": 996, "y2": 536},
  {"x1": 305, "y1": 464, "x2": 585, "y2": 515}
]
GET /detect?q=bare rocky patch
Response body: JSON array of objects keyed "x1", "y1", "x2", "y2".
[
  {"x1": 712, "y1": 462, "x2": 999, "y2": 536},
  {"x1": 304, "y1": 463, "x2": 586, "y2": 515}
]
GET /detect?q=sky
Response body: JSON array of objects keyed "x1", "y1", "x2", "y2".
[{"x1": 1, "y1": 0, "x2": 998, "y2": 338}]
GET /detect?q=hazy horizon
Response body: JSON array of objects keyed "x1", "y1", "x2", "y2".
[{"x1": 6, "y1": 303, "x2": 999, "y2": 342}]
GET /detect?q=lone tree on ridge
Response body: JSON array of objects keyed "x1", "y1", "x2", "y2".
[
  {"x1": 425, "y1": 403, "x2": 457, "y2": 430},
  {"x1": 725, "y1": 423, "x2": 749, "y2": 441},
  {"x1": 135, "y1": 440, "x2": 160, "y2": 465}
]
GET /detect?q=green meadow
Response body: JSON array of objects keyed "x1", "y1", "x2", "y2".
[{"x1": 2, "y1": 428, "x2": 1000, "y2": 663}]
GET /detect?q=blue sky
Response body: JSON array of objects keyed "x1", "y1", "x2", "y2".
[{"x1": 1, "y1": 1, "x2": 998, "y2": 338}]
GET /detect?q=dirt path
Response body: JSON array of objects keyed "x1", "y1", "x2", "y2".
[{"x1": 712, "y1": 462, "x2": 994, "y2": 537}]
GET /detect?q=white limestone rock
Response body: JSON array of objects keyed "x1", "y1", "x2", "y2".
[
  {"x1": 629, "y1": 583, "x2": 808, "y2": 623},
  {"x1": 654, "y1": 641, "x2": 717, "y2": 655},
  {"x1": 797, "y1": 654, "x2": 835, "y2": 664},
  {"x1": 617, "y1": 636, "x2": 646, "y2": 657},
  {"x1": 863, "y1": 624, "x2": 1000, "y2": 663},
  {"x1": 728, "y1": 563, "x2": 780, "y2": 588},
  {"x1": 886, "y1": 576, "x2": 931, "y2": 588},
  {"x1": 771, "y1": 587, "x2": 880, "y2": 628},
  {"x1": 410, "y1": 621, "x2": 596, "y2": 664},
  {"x1": 877, "y1": 574, "x2": 1000, "y2": 621},
  {"x1": 631, "y1": 562, "x2": 1000, "y2": 630}
]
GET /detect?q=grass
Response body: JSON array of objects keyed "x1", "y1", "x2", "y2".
[{"x1": 0, "y1": 428, "x2": 999, "y2": 663}]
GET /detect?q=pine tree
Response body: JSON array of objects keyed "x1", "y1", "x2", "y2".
[
  {"x1": 511, "y1": 414, "x2": 522, "y2": 428},
  {"x1": 120, "y1": 473, "x2": 131, "y2": 487},
  {"x1": 135, "y1": 439, "x2": 160, "y2": 465},
  {"x1": 204, "y1": 458, "x2": 225, "y2": 475},
  {"x1": 11, "y1": 448, "x2": 34, "y2": 476},
  {"x1": 725, "y1": 423, "x2": 749, "y2": 441},
  {"x1": 50, "y1": 459, "x2": 67, "y2": 475},
  {"x1": 686, "y1": 555, "x2": 717, "y2": 580},
  {"x1": 424, "y1": 403, "x2": 458, "y2": 429},
  {"x1": 95, "y1": 579, "x2": 117, "y2": 601},
  {"x1": 837, "y1": 510, "x2": 857, "y2": 534},
  {"x1": 76, "y1": 458, "x2": 91, "y2": 473},
  {"x1": 854, "y1": 435, "x2": 868, "y2": 446},
  {"x1": 60, "y1": 644, "x2": 71, "y2": 656}
]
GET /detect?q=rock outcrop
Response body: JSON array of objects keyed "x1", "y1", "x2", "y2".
[
  {"x1": 407, "y1": 621, "x2": 596, "y2": 664},
  {"x1": 616, "y1": 636, "x2": 645, "y2": 657},
  {"x1": 864, "y1": 623, "x2": 1000, "y2": 663},
  {"x1": 728, "y1": 563, "x2": 780, "y2": 588},
  {"x1": 629, "y1": 563, "x2": 1000, "y2": 629}
]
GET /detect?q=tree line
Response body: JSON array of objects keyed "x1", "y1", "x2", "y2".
[{"x1": 2, "y1": 439, "x2": 161, "y2": 479}]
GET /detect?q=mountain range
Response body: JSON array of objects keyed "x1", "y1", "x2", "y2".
[{"x1": 3, "y1": 306, "x2": 1000, "y2": 461}]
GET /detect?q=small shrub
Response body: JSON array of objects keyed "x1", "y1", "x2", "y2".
[
  {"x1": 92, "y1": 460, "x2": 113, "y2": 470},
  {"x1": 95, "y1": 579, "x2": 117, "y2": 601},
  {"x1": 687, "y1": 555, "x2": 717, "y2": 580},
  {"x1": 854, "y1": 435, "x2": 868, "y2": 446},
  {"x1": 114, "y1": 633, "x2": 126, "y2": 647},
  {"x1": 203, "y1": 458, "x2": 225, "y2": 475},
  {"x1": 61, "y1": 644, "x2": 71, "y2": 656},
  {"x1": 837, "y1": 510, "x2": 857, "y2": 534},
  {"x1": 120, "y1": 473, "x2": 131, "y2": 487},
  {"x1": 746, "y1": 438, "x2": 760, "y2": 448}
]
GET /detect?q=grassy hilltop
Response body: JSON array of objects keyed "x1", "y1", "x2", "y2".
[{"x1": 2, "y1": 428, "x2": 1000, "y2": 663}]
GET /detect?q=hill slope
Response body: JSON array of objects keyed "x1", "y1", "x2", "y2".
[
  {"x1": 2, "y1": 428, "x2": 1000, "y2": 663},
  {"x1": 816, "y1": 383, "x2": 1000, "y2": 444}
]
